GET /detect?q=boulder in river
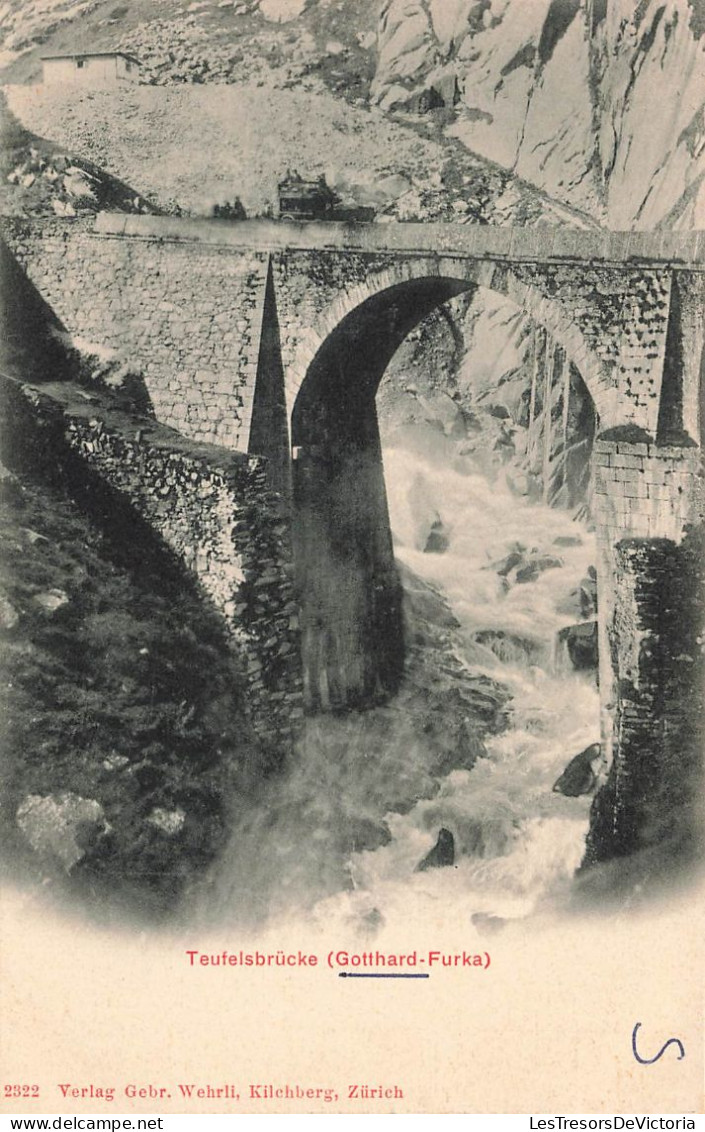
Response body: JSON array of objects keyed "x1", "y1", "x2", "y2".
[
  {"x1": 471, "y1": 912, "x2": 506, "y2": 936},
  {"x1": 558, "y1": 620, "x2": 598, "y2": 670},
  {"x1": 473, "y1": 629, "x2": 543, "y2": 666},
  {"x1": 515, "y1": 555, "x2": 564, "y2": 584},
  {"x1": 553, "y1": 535, "x2": 583, "y2": 548},
  {"x1": 489, "y1": 548, "x2": 525, "y2": 577},
  {"x1": 580, "y1": 568, "x2": 598, "y2": 618},
  {"x1": 553, "y1": 743, "x2": 601, "y2": 797},
  {"x1": 556, "y1": 568, "x2": 598, "y2": 621},
  {"x1": 423, "y1": 518, "x2": 449, "y2": 554},
  {"x1": 416, "y1": 827, "x2": 455, "y2": 871}
]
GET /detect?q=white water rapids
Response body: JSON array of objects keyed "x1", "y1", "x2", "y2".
[
  {"x1": 200, "y1": 438, "x2": 600, "y2": 939},
  {"x1": 322, "y1": 445, "x2": 600, "y2": 929}
]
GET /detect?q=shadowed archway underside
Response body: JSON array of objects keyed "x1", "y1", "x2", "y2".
[{"x1": 291, "y1": 276, "x2": 478, "y2": 711}]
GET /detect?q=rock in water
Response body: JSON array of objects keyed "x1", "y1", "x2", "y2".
[
  {"x1": 473, "y1": 629, "x2": 542, "y2": 666},
  {"x1": 423, "y1": 518, "x2": 449, "y2": 553},
  {"x1": 416, "y1": 827, "x2": 455, "y2": 871},
  {"x1": 553, "y1": 535, "x2": 582, "y2": 548},
  {"x1": 471, "y1": 912, "x2": 506, "y2": 936},
  {"x1": 489, "y1": 548, "x2": 525, "y2": 577},
  {"x1": 558, "y1": 620, "x2": 598, "y2": 670},
  {"x1": 553, "y1": 743, "x2": 601, "y2": 797},
  {"x1": 515, "y1": 554, "x2": 564, "y2": 584},
  {"x1": 579, "y1": 567, "x2": 598, "y2": 618}
]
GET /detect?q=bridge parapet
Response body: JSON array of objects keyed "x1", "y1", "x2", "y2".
[{"x1": 94, "y1": 212, "x2": 705, "y2": 268}]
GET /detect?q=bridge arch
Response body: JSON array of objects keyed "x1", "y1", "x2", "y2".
[
  {"x1": 290, "y1": 266, "x2": 604, "y2": 712},
  {"x1": 286, "y1": 257, "x2": 616, "y2": 429}
]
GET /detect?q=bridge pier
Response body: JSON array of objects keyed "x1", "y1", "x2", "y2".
[
  {"x1": 588, "y1": 437, "x2": 704, "y2": 867},
  {"x1": 292, "y1": 409, "x2": 403, "y2": 712},
  {"x1": 586, "y1": 530, "x2": 704, "y2": 865}
]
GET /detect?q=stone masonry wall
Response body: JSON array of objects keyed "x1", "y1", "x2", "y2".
[
  {"x1": 271, "y1": 249, "x2": 399, "y2": 393},
  {"x1": 5, "y1": 218, "x2": 697, "y2": 453},
  {"x1": 2, "y1": 220, "x2": 268, "y2": 452},
  {"x1": 587, "y1": 436, "x2": 704, "y2": 865},
  {"x1": 273, "y1": 250, "x2": 676, "y2": 437},
  {"x1": 2, "y1": 376, "x2": 303, "y2": 749},
  {"x1": 585, "y1": 532, "x2": 705, "y2": 865},
  {"x1": 512, "y1": 263, "x2": 672, "y2": 434},
  {"x1": 592, "y1": 435, "x2": 704, "y2": 740},
  {"x1": 592, "y1": 437, "x2": 704, "y2": 545}
]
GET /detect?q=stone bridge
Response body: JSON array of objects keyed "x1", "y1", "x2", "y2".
[{"x1": 2, "y1": 214, "x2": 704, "y2": 864}]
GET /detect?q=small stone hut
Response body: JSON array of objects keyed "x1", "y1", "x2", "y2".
[{"x1": 41, "y1": 52, "x2": 140, "y2": 88}]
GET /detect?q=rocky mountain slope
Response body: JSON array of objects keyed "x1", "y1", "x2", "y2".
[
  {"x1": 2, "y1": 78, "x2": 592, "y2": 221},
  {"x1": 2, "y1": 0, "x2": 703, "y2": 228},
  {"x1": 0, "y1": 457, "x2": 261, "y2": 917},
  {"x1": 371, "y1": 0, "x2": 705, "y2": 229},
  {"x1": 0, "y1": 90, "x2": 158, "y2": 217},
  {"x1": 0, "y1": 0, "x2": 377, "y2": 80}
]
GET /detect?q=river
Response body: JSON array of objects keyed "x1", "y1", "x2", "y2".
[{"x1": 200, "y1": 427, "x2": 600, "y2": 939}]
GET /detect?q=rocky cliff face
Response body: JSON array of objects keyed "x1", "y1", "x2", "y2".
[{"x1": 371, "y1": 0, "x2": 705, "y2": 229}]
